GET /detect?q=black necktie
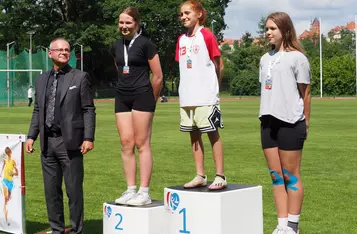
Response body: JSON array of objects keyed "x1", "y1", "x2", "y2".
[{"x1": 45, "y1": 72, "x2": 58, "y2": 128}]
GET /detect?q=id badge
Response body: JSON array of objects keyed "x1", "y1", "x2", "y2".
[
  {"x1": 123, "y1": 66, "x2": 130, "y2": 74},
  {"x1": 187, "y1": 59, "x2": 192, "y2": 69},
  {"x1": 265, "y1": 79, "x2": 272, "y2": 90}
]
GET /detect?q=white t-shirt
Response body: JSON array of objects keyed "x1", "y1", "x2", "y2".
[
  {"x1": 28, "y1": 88, "x2": 33, "y2": 98},
  {"x1": 175, "y1": 27, "x2": 221, "y2": 107},
  {"x1": 259, "y1": 50, "x2": 310, "y2": 123}
]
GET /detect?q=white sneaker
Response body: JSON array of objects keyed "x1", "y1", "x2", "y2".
[
  {"x1": 286, "y1": 227, "x2": 299, "y2": 234},
  {"x1": 126, "y1": 192, "x2": 152, "y2": 206},
  {"x1": 183, "y1": 175, "x2": 207, "y2": 188},
  {"x1": 272, "y1": 225, "x2": 286, "y2": 234},
  {"x1": 115, "y1": 190, "x2": 136, "y2": 205}
]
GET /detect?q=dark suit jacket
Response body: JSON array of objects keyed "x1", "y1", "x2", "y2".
[{"x1": 28, "y1": 65, "x2": 96, "y2": 151}]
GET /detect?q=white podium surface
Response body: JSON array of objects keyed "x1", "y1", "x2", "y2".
[
  {"x1": 164, "y1": 184, "x2": 263, "y2": 234},
  {"x1": 103, "y1": 201, "x2": 166, "y2": 234}
]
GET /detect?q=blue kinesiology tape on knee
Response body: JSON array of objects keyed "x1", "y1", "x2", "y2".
[
  {"x1": 269, "y1": 170, "x2": 284, "y2": 186},
  {"x1": 283, "y1": 168, "x2": 298, "y2": 191}
]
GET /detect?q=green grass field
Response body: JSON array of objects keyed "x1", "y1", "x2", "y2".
[{"x1": 0, "y1": 99, "x2": 356, "y2": 234}]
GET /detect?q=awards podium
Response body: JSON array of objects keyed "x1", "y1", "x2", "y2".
[
  {"x1": 164, "y1": 184, "x2": 263, "y2": 234},
  {"x1": 103, "y1": 201, "x2": 166, "y2": 234},
  {"x1": 103, "y1": 184, "x2": 263, "y2": 234}
]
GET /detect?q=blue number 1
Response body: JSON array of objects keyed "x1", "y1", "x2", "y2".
[
  {"x1": 115, "y1": 213, "x2": 123, "y2": 230},
  {"x1": 179, "y1": 208, "x2": 190, "y2": 233}
]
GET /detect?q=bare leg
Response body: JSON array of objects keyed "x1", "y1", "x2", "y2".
[
  {"x1": 264, "y1": 147, "x2": 288, "y2": 218},
  {"x1": 207, "y1": 130, "x2": 224, "y2": 175},
  {"x1": 132, "y1": 110, "x2": 154, "y2": 187},
  {"x1": 3, "y1": 187, "x2": 9, "y2": 223},
  {"x1": 279, "y1": 149, "x2": 304, "y2": 215},
  {"x1": 190, "y1": 131, "x2": 205, "y2": 176},
  {"x1": 115, "y1": 113, "x2": 136, "y2": 186}
]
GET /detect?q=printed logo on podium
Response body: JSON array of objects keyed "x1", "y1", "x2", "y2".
[
  {"x1": 166, "y1": 192, "x2": 180, "y2": 213},
  {"x1": 104, "y1": 205, "x2": 112, "y2": 219}
]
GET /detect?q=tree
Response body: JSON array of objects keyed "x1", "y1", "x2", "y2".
[
  {"x1": 340, "y1": 29, "x2": 354, "y2": 52},
  {"x1": 256, "y1": 15, "x2": 268, "y2": 48},
  {"x1": 233, "y1": 40, "x2": 239, "y2": 50},
  {"x1": 230, "y1": 68, "x2": 260, "y2": 96},
  {"x1": 221, "y1": 43, "x2": 231, "y2": 54},
  {"x1": 241, "y1": 31, "x2": 253, "y2": 48},
  {"x1": 257, "y1": 16, "x2": 266, "y2": 38},
  {"x1": 0, "y1": 0, "x2": 231, "y2": 94},
  {"x1": 205, "y1": 0, "x2": 231, "y2": 42}
]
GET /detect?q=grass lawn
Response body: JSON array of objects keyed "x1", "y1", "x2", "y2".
[{"x1": 0, "y1": 99, "x2": 356, "y2": 234}]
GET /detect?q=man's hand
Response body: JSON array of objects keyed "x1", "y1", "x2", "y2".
[
  {"x1": 81, "y1": 141, "x2": 94, "y2": 155},
  {"x1": 26, "y1": 139, "x2": 35, "y2": 153}
]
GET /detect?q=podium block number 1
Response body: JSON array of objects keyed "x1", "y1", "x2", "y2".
[
  {"x1": 179, "y1": 208, "x2": 190, "y2": 234},
  {"x1": 115, "y1": 213, "x2": 124, "y2": 231}
]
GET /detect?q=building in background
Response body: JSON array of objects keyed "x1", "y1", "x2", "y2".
[
  {"x1": 328, "y1": 21, "x2": 356, "y2": 41},
  {"x1": 299, "y1": 18, "x2": 320, "y2": 43}
]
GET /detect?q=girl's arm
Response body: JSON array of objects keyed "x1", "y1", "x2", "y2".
[
  {"x1": 298, "y1": 83, "x2": 311, "y2": 137},
  {"x1": 213, "y1": 56, "x2": 224, "y2": 87},
  {"x1": 148, "y1": 54, "x2": 163, "y2": 101},
  {"x1": 13, "y1": 161, "x2": 18, "y2": 176}
]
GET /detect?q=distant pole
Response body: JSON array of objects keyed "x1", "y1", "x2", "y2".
[
  {"x1": 27, "y1": 31, "x2": 35, "y2": 86},
  {"x1": 46, "y1": 47, "x2": 49, "y2": 71},
  {"x1": 75, "y1": 43, "x2": 84, "y2": 71},
  {"x1": 319, "y1": 17, "x2": 323, "y2": 98},
  {"x1": 29, "y1": 34, "x2": 33, "y2": 85},
  {"x1": 6, "y1": 41, "x2": 15, "y2": 108},
  {"x1": 80, "y1": 44, "x2": 83, "y2": 71},
  {"x1": 7, "y1": 43, "x2": 9, "y2": 107}
]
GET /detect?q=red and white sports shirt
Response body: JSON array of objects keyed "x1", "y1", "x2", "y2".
[{"x1": 175, "y1": 27, "x2": 221, "y2": 107}]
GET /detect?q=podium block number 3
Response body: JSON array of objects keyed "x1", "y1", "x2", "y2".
[
  {"x1": 179, "y1": 208, "x2": 190, "y2": 234},
  {"x1": 115, "y1": 213, "x2": 124, "y2": 231}
]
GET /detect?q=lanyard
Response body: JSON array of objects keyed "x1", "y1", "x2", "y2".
[
  {"x1": 186, "y1": 26, "x2": 203, "y2": 59},
  {"x1": 123, "y1": 32, "x2": 141, "y2": 66},
  {"x1": 266, "y1": 51, "x2": 284, "y2": 80}
]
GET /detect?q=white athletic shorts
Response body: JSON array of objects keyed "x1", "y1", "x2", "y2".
[{"x1": 180, "y1": 105, "x2": 224, "y2": 133}]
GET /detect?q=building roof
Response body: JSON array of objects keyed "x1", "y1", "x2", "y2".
[
  {"x1": 220, "y1": 38, "x2": 235, "y2": 46},
  {"x1": 299, "y1": 30, "x2": 313, "y2": 40},
  {"x1": 329, "y1": 21, "x2": 356, "y2": 33},
  {"x1": 346, "y1": 22, "x2": 356, "y2": 30},
  {"x1": 312, "y1": 18, "x2": 320, "y2": 26}
]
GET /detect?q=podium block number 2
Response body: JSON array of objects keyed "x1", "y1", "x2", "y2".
[
  {"x1": 115, "y1": 213, "x2": 123, "y2": 231},
  {"x1": 179, "y1": 208, "x2": 190, "y2": 234}
]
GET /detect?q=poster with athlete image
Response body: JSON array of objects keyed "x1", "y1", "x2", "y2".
[{"x1": 0, "y1": 134, "x2": 26, "y2": 234}]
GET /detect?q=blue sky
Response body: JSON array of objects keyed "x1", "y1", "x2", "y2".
[{"x1": 223, "y1": 0, "x2": 357, "y2": 39}]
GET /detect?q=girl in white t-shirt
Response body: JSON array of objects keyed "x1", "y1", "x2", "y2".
[
  {"x1": 176, "y1": 0, "x2": 226, "y2": 190},
  {"x1": 259, "y1": 12, "x2": 311, "y2": 234}
]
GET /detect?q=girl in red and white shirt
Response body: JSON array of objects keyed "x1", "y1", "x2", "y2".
[{"x1": 176, "y1": 0, "x2": 226, "y2": 190}]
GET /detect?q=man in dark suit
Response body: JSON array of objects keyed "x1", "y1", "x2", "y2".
[{"x1": 25, "y1": 38, "x2": 96, "y2": 234}]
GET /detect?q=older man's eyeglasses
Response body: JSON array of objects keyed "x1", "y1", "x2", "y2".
[{"x1": 50, "y1": 48, "x2": 71, "y2": 53}]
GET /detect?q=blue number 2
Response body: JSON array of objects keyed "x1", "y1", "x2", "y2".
[
  {"x1": 179, "y1": 208, "x2": 190, "y2": 233},
  {"x1": 115, "y1": 213, "x2": 123, "y2": 230}
]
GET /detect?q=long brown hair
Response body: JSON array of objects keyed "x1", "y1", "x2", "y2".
[
  {"x1": 180, "y1": 0, "x2": 207, "y2": 25},
  {"x1": 266, "y1": 12, "x2": 304, "y2": 54}
]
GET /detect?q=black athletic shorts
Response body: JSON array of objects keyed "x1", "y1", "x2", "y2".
[
  {"x1": 115, "y1": 88, "x2": 156, "y2": 113},
  {"x1": 260, "y1": 115, "x2": 306, "y2": 150}
]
